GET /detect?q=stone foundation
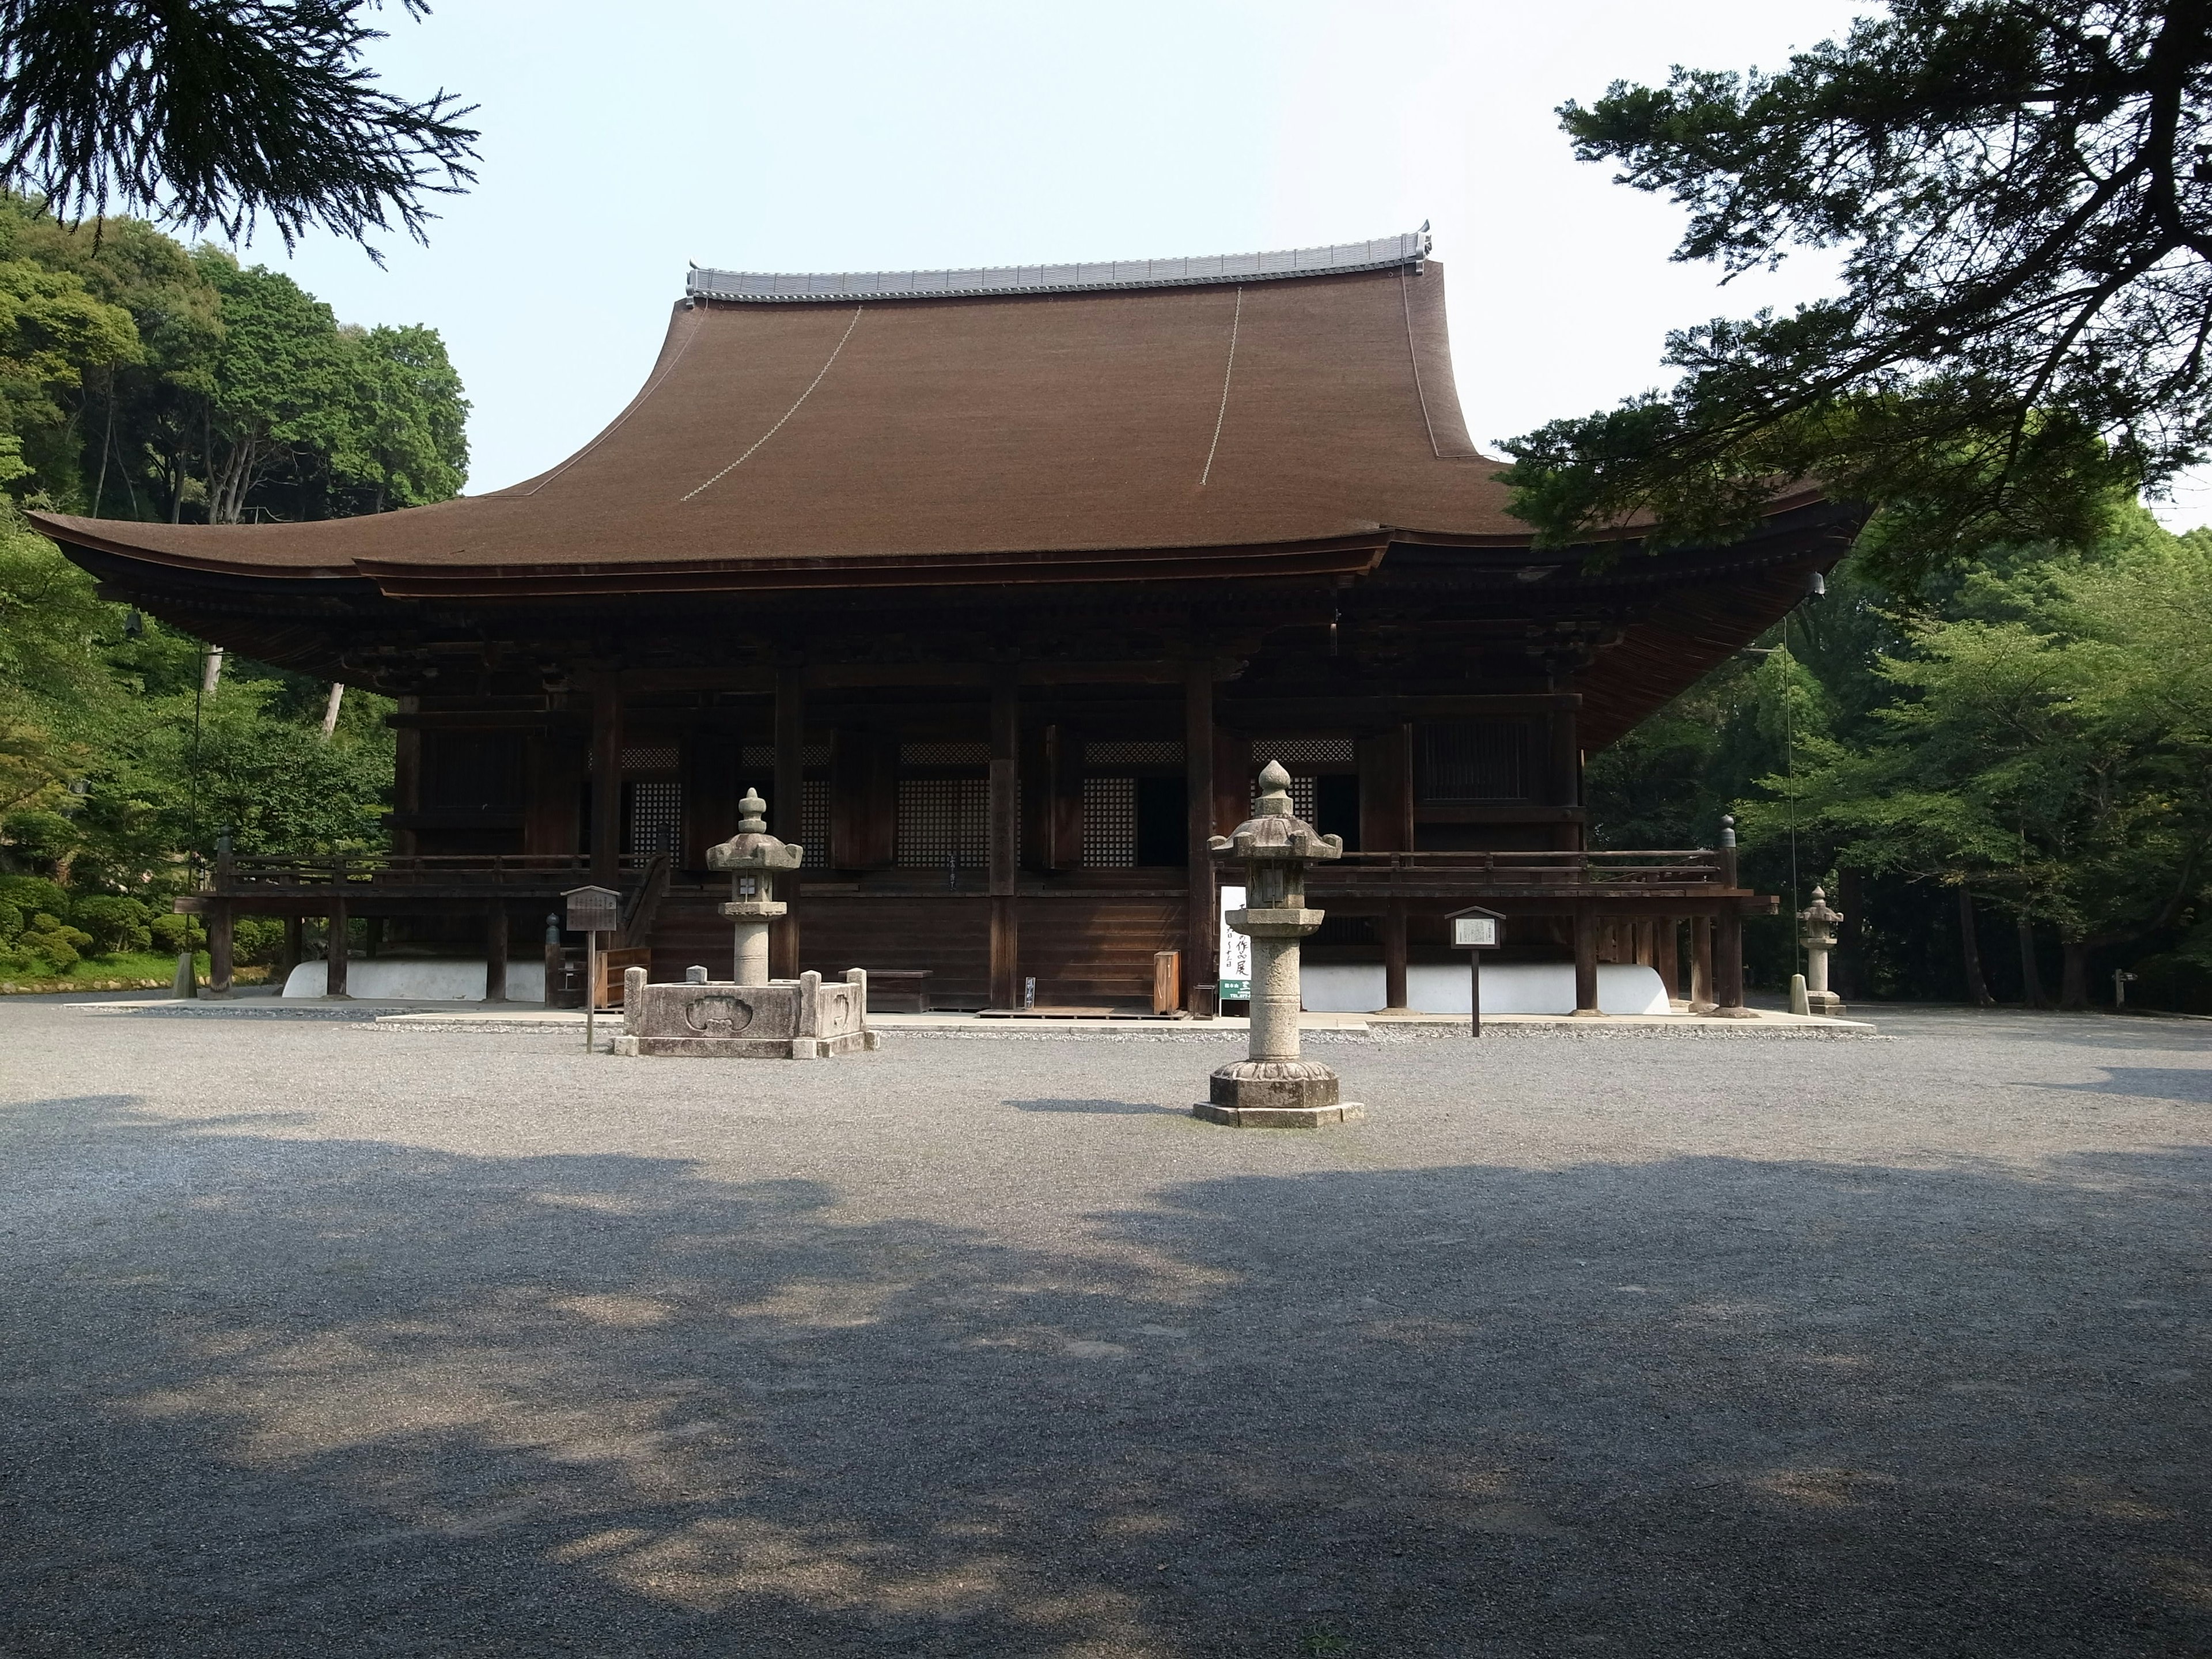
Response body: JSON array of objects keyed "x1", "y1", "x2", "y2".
[
  {"x1": 615, "y1": 968, "x2": 877, "y2": 1059},
  {"x1": 1194, "y1": 1058, "x2": 1366, "y2": 1128}
]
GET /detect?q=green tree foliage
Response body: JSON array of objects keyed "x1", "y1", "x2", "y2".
[
  {"x1": 0, "y1": 0, "x2": 478, "y2": 255},
  {"x1": 1590, "y1": 503, "x2": 2212, "y2": 1010},
  {"x1": 0, "y1": 195, "x2": 468, "y2": 520},
  {"x1": 0, "y1": 200, "x2": 449, "y2": 979},
  {"x1": 1503, "y1": 1, "x2": 2212, "y2": 579}
]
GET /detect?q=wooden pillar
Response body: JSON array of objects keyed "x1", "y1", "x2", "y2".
[
  {"x1": 1183, "y1": 660, "x2": 1215, "y2": 1012},
  {"x1": 989, "y1": 665, "x2": 1020, "y2": 1009},
  {"x1": 1691, "y1": 915, "x2": 1715, "y2": 1010},
  {"x1": 206, "y1": 902, "x2": 234, "y2": 998},
  {"x1": 391, "y1": 696, "x2": 421, "y2": 856},
  {"x1": 1655, "y1": 916, "x2": 1682, "y2": 1002},
  {"x1": 1048, "y1": 724, "x2": 1083, "y2": 870},
  {"x1": 1572, "y1": 906, "x2": 1600, "y2": 1016},
  {"x1": 326, "y1": 900, "x2": 350, "y2": 999},
  {"x1": 1550, "y1": 702, "x2": 1582, "y2": 851},
  {"x1": 1382, "y1": 900, "x2": 1409, "y2": 1011},
  {"x1": 280, "y1": 915, "x2": 302, "y2": 983},
  {"x1": 772, "y1": 662, "x2": 803, "y2": 979},
  {"x1": 1715, "y1": 910, "x2": 1751, "y2": 1015},
  {"x1": 485, "y1": 905, "x2": 509, "y2": 1002},
  {"x1": 589, "y1": 675, "x2": 623, "y2": 886}
]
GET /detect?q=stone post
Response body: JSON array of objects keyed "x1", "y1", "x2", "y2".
[
  {"x1": 1798, "y1": 885, "x2": 1845, "y2": 1014},
  {"x1": 707, "y1": 788, "x2": 803, "y2": 986},
  {"x1": 1194, "y1": 760, "x2": 1365, "y2": 1128}
]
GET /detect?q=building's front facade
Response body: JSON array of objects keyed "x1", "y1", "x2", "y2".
[{"x1": 35, "y1": 233, "x2": 1850, "y2": 1010}]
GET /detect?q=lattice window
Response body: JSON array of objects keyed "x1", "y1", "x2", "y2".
[
  {"x1": 621, "y1": 745, "x2": 680, "y2": 773},
  {"x1": 1251, "y1": 777, "x2": 1317, "y2": 823},
  {"x1": 1082, "y1": 776, "x2": 1137, "y2": 867},
  {"x1": 740, "y1": 744, "x2": 832, "y2": 767},
  {"x1": 895, "y1": 777, "x2": 987, "y2": 869},
  {"x1": 1084, "y1": 740, "x2": 1183, "y2": 765},
  {"x1": 1255, "y1": 737, "x2": 1354, "y2": 767},
  {"x1": 900, "y1": 741, "x2": 988, "y2": 766},
  {"x1": 624, "y1": 779, "x2": 684, "y2": 856},
  {"x1": 801, "y1": 779, "x2": 830, "y2": 866}
]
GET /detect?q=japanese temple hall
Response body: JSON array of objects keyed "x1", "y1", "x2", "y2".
[{"x1": 31, "y1": 231, "x2": 1855, "y2": 1015}]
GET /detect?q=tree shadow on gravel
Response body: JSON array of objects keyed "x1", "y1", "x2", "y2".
[{"x1": 2, "y1": 1096, "x2": 2207, "y2": 1658}]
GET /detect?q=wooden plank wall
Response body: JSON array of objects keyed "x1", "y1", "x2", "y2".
[{"x1": 647, "y1": 892, "x2": 1187, "y2": 1008}]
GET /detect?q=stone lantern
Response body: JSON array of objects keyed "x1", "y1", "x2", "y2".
[
  {"x1": 707, "y1": 787, "x2": 803, "y2": 986},
  {"x1": 1797, "y1": 885, "x2": 1844, "y2": 1014},
  {"x1": 1195, "y1": 760, "x2": 1366, "y2": 1127}
]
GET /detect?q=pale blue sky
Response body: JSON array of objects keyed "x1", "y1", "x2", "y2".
[{"x1": 237, "y1": 0, "x2": 2209, "y2": 528}]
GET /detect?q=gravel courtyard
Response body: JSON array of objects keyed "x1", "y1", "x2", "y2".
[{"x1": 1, "y1": 1003, "x2": 2206, "y2": 1658}]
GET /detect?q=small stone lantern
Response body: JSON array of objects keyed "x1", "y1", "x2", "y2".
[
  {"x1": 1195, "y1": 760, "x2": 1365, "y2": 1128},
  {"x1": 1798, "y1": 885, "x2": 1844, "y2": 1015},
  {"x1": 707, "y1": 787, "x2": 803, "y2": 986}
]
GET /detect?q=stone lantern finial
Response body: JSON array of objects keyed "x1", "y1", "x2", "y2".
[
  {"x1": 1194, "y1": 761, "x2": 1362, "y2": 1128},
  {"x1": 736, "y1": 787, "x2": 767, "y2": 834}
]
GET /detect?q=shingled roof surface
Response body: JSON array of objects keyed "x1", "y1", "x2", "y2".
[{"x1": 32, "y1": 253, "x2": 1535, "y2": 589}]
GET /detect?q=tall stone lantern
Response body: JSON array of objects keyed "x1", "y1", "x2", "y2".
[
  {"x1": 707, "y1": 788, "x2": 803, "y2": 986},
  {"x1": 1797, "y1": 885, "x2": 1845, "y2": 1015},
  {"x1": 1196, "y1": 760, "x2": 1366, "y2": 1128}
]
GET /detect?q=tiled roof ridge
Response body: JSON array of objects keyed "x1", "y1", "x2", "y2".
[{"x1": 685, "y1": 228, "x2": 1429, "y2": 304}]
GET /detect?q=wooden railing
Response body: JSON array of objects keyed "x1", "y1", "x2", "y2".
[
  {"x1": 213, "y1": 853, "x2": 656, "y2": 891},
  {"x1": 1309, "y1": 849, "x2": 1734, "y2": 893}
]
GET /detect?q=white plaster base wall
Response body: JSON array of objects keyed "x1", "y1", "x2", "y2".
[
  {"x1": 282, "y1": 960, "x2": 546, "y2": 1001},
  {"x1": 1300, "y1": 961, "x2": 1673, "y2": 1017}
]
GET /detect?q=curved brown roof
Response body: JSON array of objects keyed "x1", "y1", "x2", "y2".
[{"x1": 33, "y1": 256, "x2": 1537, "y2": 594}]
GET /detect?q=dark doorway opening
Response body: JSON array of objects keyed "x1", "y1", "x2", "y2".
[
  {"x1": 1315, "y1": 774, "x2": 1359, "y2": 849},
  {"x1": 1135, "y1": 776, "x2": 1188, "y2": 866}
]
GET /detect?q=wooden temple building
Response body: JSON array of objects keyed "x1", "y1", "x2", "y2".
[{"x1": 31, "y1": 231, "x2": 1854, "y2": 1014}]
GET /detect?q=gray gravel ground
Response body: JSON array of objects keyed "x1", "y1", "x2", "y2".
[{"x1": 1, "y1": 1001, "x2": 2207, "y2": 1658}]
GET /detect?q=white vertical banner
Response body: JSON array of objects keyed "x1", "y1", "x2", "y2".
[{"x1": 1218, "y1": 884, "x2": 1250, "y2": 1001}]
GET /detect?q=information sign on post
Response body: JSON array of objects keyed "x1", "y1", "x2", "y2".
[
  {"x1": 1217, "y1": 884, "x2": 1251, "y2": 1003},
  {"x1": 562, "y1": 885, "x2": 622, "y2": 1052},
  {"x1": 1446, "y1": 904, "x2": 1503, "y2": 1036}
]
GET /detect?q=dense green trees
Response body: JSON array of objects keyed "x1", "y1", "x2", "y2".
[
  {"x1": 0, "y1": 195, "x2": 470, "y2": 521},
  {"x1": 1588, "y1": 503, "x2": 2212, "y2": 1012},
  {"x1": 0, "y1": 196, "x2": 454, "y2": 982}
]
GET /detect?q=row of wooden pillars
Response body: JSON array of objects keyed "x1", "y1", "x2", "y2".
[
  {"x1": 194, "y1": 901, "x2": 516, "y2": 1002},
  {"x1": 1373, "y1": 903, "x2": 1748, "y2": 1015}
]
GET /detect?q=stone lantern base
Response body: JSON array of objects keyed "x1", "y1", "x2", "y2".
[{"x1": 1194, "y1": 1059, "x2": 1366, "y2": 1128}]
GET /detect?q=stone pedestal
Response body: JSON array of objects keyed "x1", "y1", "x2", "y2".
[
  {"x1": 614, "y1": 967, "x2": 878, "y2": 1059},
  {"x1": 1193, "y1": 762, "x2": 1365, "y2": 1128}
]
